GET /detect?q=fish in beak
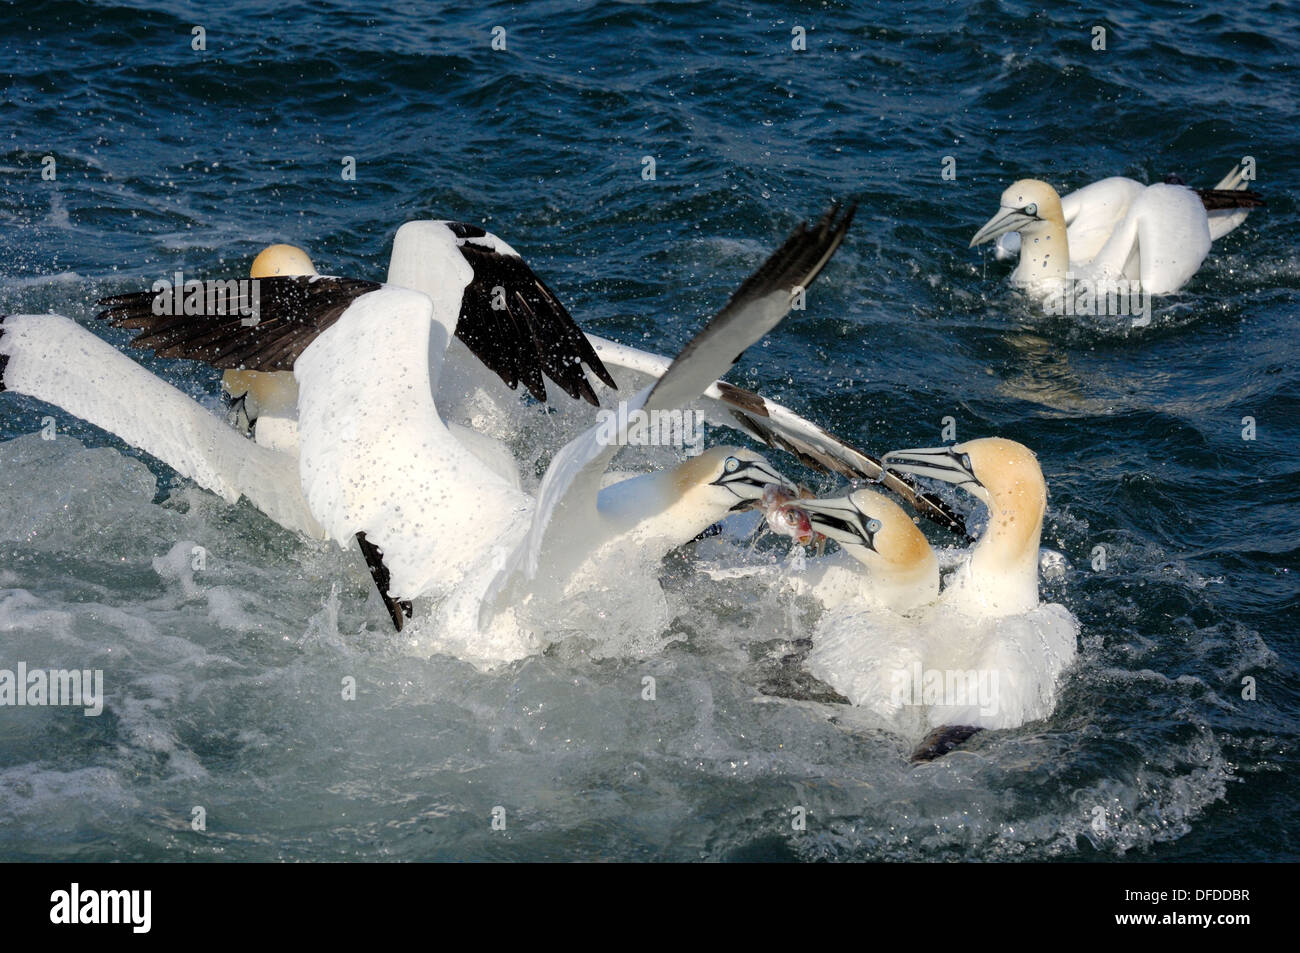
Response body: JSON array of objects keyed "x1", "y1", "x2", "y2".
[{"x1": 760, "y1": 484, "x2": 818, "y2": 547}]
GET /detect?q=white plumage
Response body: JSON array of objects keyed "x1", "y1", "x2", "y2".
[{"x1": 973, "y1": 163, "x2": 1261, "y2": 298}]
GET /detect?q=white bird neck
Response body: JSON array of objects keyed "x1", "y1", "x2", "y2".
[
  {"x1": 596, "y1": 467, "x2": 728, "y2": 551},
  {"x1": 836, "y1": 525, "x2": 940, "y2": 613},
  {"x1": 386, "y1": 222, "x2": 475, "y2": 332},
  {"x1": 844, "y1": 547, "x2": 940, "y2": 613},
  {"x1": 1012, "y1": 212, "x2": 1069, "y2": 293},
  {"x1": 964, "y1": 475, "x2": 1045, "y2": 616}
]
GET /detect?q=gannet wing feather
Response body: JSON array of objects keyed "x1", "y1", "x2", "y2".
[
  {"x1": 97, "y1": 276, "x2": 382, "y2": 371},
  {"x1": 1198, "y1": 164, "x2": 1264, "y2": 241},
  {"x1": 1057, "y1": 176, "x2": 1144, "y2": 266},
  {"x1": 586, "y1": 334, "x2": 967, "y2": 536},
  {"x1": 0, "y1": 313, "x2": 323, "y2": 537},
  {"x1": 445, "y1": 226, "x2": 617, "y2": 405},
  {"x1": 98, "y1": 231, "x2": 617, "y2": 409},
  {"x1": 484, "y1": 203, "x2": 857, "y2": 609},
  {"x1": 643, "y1": 203, "x2": 855, "y2": 414}
]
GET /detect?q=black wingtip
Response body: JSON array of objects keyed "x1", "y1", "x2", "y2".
[
  {"x1": 356, "y1": 532, "x2": 413, "y2": 633},
  {"x1": 0, "y1": 314, "x2": 9, "y2": 392},
  {"x1": 1195, "y1": 187, "x2": 1266, "y2": 211}
]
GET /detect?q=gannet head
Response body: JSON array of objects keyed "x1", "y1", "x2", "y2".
[
  {"x1": 970, "y1": 179, "x2": 1064, "y2": 248},
  {"x1": 675, "y1": 445, "x2": 796, "y2": 513},
  {"x1": 797, "y1": 488, "x2": 936, "y2": 576},
  {"x1": 883, "y1": 437, "x2": 1046, "y2": 557},
  {"x1": 250, "y1": 244, "x2": 317, "y2": 278}
]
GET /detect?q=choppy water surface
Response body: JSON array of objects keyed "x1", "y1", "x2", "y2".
[{"x1": 1, "y1": 0, "x2": 1297, "y2": 861}]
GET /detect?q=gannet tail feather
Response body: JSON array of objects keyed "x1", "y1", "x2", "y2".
[
  {"x1": 1164, "y1": 165, "x2": 1264, "y2": 241},
  {"x1": 0, "y1": 313, "x2": 323, "y2": 537},
  {"x1": 1211, "y1": 165, "x2": 1246, "y2": 191},
  {"x1": 1193, "y1": 188, "x2": 1265, "y2": 211}
]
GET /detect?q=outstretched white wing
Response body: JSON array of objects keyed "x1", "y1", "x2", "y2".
[
  {"x1": 0, "y1": 313, "x2": 323, "y2": 538},
  {"x1": 480, "y1": 205, "x2": 859, "y2": 617}
]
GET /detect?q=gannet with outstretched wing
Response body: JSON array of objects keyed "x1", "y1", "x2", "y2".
[
  {"x1": 103, "y1": 218, "x2": 969, "y2": 544},
  {"x1": 6, "y1": 223, "x2": 619, "y2": 629},
  {"x1": 477, "y1": 205, "x2": 858, "y2": 625},
  {"x1": 583, "y1": 335, "x2": 967, "y2": 537},
  {"x1": 877, "y1": 439, "x2": 1078, "y2": 738},
  {"x1": 7, "y1": 205, "x2": 854, "y2": 666},
  {"x1": 0, "y1": 310, "x2": 324, "y2": 538},
  {"x1": 973, "y1": 163, "x2": 1263, "y2": 297}
]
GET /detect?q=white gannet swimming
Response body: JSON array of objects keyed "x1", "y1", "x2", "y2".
[
  {"x1": 768, "y1": 438, "x2": 1079, "y2": 759},
  {"x1": 883, "y1": 438, "x2": 1049, "y2": 617},
  {"x1": 971, "y1": 164, "x2": 1264, "y2": 298}
]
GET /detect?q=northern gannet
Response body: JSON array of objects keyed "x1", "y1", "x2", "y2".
[
  {"x1": 92, "y1": 222, "x2": 620, "y2": 627},
  {"x1": 477, "y1": 205, "x2": 858, "y2": 630},
  {"x1": 883, "y1": 438, "x2": 1048, "y2": 617},
  {"x1": 757, "y1": 439, "x2": 1078, "y2": 757},
  {"x1": 878, "y1": 438, "x2": 1079, "y2": 733},
  {"x1": 972, "y1": 164, "x2": 1264, "y2": 297},
  {"x1": 0, "y1": 310, "x2": 324, "y2": 538},
  {"x1": 6, "y1": 223, "x2": 617, "y2": 629}
]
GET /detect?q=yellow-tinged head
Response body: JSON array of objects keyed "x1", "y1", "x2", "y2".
[
  {"x1": 798, "y1": 487, "x2": 937, "y2": 576},
  {"x1": 250, "y1": 243, "x2": 317, "y2": 278},
  {"x1": 883, "y1": 437, "x2": 1047, "y2": 569},
  {"x1": 672, "y1": 445, "x2": 795, "y2": 507},
  {"x1": 970, "y1": 179, "x2": 1065, "y2": 247}
]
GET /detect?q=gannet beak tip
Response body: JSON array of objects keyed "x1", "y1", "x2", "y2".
[{"x1": 970, "y1": 207, "x2": 1024, "y2": 248}]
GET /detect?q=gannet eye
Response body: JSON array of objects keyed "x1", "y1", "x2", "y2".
[
  {"x1": 1024, "y1": 203, "x2": 1038, "y2": 216},
  {"x1": 784, "y1": 510, "x2": 801, "y2": 525},
  {"x1": 865, "y1": 518, "x2": 883, "y2": 534},
  {"x1": 723, "y1": 456, "x2": 741, "y2": 474},
  {"x1": 960, "y1": 453, "x2": 973, "y2": 472}
]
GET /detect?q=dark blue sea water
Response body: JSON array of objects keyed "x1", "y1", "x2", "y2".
[{"x1": 0, "y1": 0, "x2": 1296, "y2": 861}]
